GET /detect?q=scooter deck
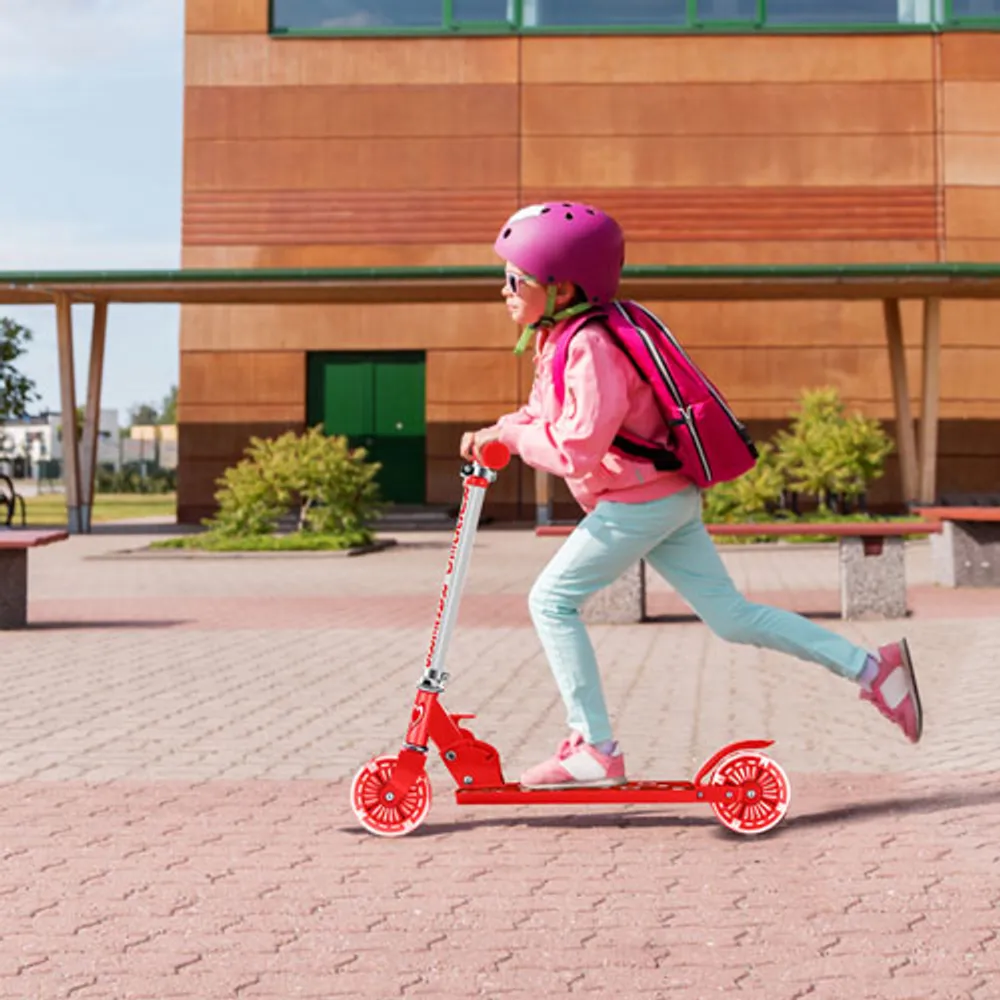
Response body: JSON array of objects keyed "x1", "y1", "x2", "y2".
[{"x1": 454, "y1": 779, "x2": 737, "y2": 807}]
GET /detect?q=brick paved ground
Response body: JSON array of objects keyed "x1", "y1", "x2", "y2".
[{"x1": 1, "y1": 521, "x2": 998, "y2": 999}]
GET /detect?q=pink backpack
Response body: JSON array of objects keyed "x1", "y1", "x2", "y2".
[{"x1": 550, "y1": 300, "x2": 758, "y2": 488}]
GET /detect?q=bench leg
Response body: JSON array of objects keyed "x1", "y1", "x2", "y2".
[
  {"x1": 931, "y1": 520, "x2": 1000, "y2": 588},
  {"x1": 581, "y1": 559, "x2": 646, "y2": 625},
  {"x1": 0, "y1": 549, "x2": 28, "y2": 629},
  {"x1": 839, "y1": 536, "x2": 907, "y2": 620}
]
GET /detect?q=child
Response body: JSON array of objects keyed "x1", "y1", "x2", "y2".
[{"x1": 460, "y1": 202, "x2": 924, "y2": 790}]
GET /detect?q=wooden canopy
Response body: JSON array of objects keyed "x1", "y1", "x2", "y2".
[{"x1": 2, "y1": 262, "x2": 999, "y2": 533}]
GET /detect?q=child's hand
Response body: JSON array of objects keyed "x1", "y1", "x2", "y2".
[
  {"x1": 460, "y1": 427, "x2": 502, "y2": 462},
  {"x1": 460, "y1": 431, "x2": 478, "y2": 461}
]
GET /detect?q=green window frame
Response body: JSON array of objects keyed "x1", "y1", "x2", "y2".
[
  {"x1": 268, "y1": 0, "x2": 1000, "y2": 34},
  {"x1": 946, "y1": 0, "x2": 1000, "y2": 25}
]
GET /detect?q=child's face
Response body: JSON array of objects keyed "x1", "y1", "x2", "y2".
[
  {"x1": 502, "y1": 266, "x2": 574, "y2": 327},
  {"x1": 502, "y1": 266, "x2": 548, "y2": 327}
]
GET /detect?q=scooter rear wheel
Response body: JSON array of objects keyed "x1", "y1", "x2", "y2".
[
  {"x1": 351, "y1": 755, "x2": 432, "y2": 838},
  {"x1": 708, "y1": 750, "x2": 790, "y2": 836}
]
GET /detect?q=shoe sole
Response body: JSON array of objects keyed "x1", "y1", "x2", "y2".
[{"x1": 898, "y1": 637, "x2": 924, "y2": 742}]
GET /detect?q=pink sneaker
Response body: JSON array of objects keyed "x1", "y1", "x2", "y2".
[
  {"x1": 519, "y1": 733, "x2": 627, "y2": 790},
  {"x1": 859, "y1": 639, "x2": 923, "y2": 743}
]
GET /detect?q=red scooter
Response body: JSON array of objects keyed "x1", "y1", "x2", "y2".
[{"x1": 351, "y1": 441, "x2": 791, "y2": 838}]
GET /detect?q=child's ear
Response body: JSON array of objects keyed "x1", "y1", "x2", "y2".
[{"x1": 556, "y1": 281, "x2": 577, "y2": 307}]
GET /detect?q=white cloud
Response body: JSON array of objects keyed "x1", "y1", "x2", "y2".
[{"x1": 0, "y1": 0, "x2": 183, "y2": 81}]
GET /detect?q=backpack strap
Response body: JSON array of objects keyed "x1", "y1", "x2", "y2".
[
  {"x1": 549, "y1": 302, "x2": 683, "y2": 474},
  {"x1": 550, "y1": 306, "x2": 647, "y2": 404}
]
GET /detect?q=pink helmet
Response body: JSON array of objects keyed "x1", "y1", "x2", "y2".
[{"x1": 494, "y1": 202, "x2": 625, "y2": 306}]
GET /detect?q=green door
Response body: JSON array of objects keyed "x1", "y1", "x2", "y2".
[{"x1": 307, "y1": 352, "x2": 426, "y2": 505}]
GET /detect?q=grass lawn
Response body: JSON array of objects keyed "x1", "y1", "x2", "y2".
[
  {"x1": 19, "y1": 493, "x2": 177, "y2": 526},
  {"x1": 151, "y1": 531, "x2": 373, "y2": 552}
]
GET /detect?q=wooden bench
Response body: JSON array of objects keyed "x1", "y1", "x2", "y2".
[
  {"x1": 913, "y1": 506, "x2": 1000, "y2": 588},
  {"x1": 536, "y1": 520, "x2": 943, "y2": 623},
  {"x1": 0, "y1": 529, "x2": 69, "y2": 629}
]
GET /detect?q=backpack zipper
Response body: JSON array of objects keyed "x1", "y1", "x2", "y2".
[
  {"x1": 632, "y1": 301, "x2": 751, "y2": 440},
  {"x1": 612, "y1": 302, "x2": 713, "y2": 481}
]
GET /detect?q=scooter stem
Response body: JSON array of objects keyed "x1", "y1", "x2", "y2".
[{"x1": 419, "y1": 461, "x2": 496, "y2": 692}]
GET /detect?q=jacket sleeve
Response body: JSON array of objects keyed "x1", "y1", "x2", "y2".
[{"x1": 497, "y1": 326, "x2": 631, "y2": 478}]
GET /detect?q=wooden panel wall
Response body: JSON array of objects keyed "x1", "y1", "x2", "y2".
[
  {"x1": 180, "y1": 6, "x2": 522, "y2": 519},
  {"x1": 943, "y1": 34, "x2": 1000, "y2": 260},
  {"x1": 177, "y1": 349, "x2": 306, "y2": 522},
  {"x1": 937, "y1": 33, "x2": 1000, "y2": 507},
  {"x1": 180, "y1": 14, "x2": 999, "y2": 521}
]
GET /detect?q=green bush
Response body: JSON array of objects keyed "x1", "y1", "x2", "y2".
[
  {"x1": 204, "y1": 426, "x2": 384, "y2": 549},
  {"x1": 772, "y1": 387, "x2": 894, "y2": 515},
  {"x1": 703, "y1": 387, "x2": 894, "y2": 525},
  {"x1": 96, "y1": 463, "x2": 176, "y2": 494},
  {"x1": 701, "y1": 441, "x2": 785, "y2": 524}
]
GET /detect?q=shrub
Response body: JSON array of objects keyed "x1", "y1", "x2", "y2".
[
  {"x1": 703, "y1": 387, "x2": 894, "y2": 524},
  {"x1": 772, "y1": 387, "x2": 894, "y2": 514},
  {"x1": 95, "y1": 463, "x2": 176, "y2": 494},
  {"x1": 205, "y1": 426, "x2": 384, "y2": 548},
  {"x1": 701, "y1": 441, "x2": 784, "y2": 523}
]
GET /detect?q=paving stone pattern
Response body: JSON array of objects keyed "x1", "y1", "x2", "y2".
[{"x1": 1, "y1": 527, "x2": 998, "y2": 998}]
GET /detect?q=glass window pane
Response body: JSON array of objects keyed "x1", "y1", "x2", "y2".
[
  {"x1": 765, "y1": 0, "x2": 900, "y2": 23},
  {"x1": 526, "y1": 0, "x2": 688, "y2": 27},
  {"x1": 697, "y1": 0, "x2": 758, "y2": 19},
  {"x1": 272, "y1": 0, "x2": 443, "y2": 30},
  {"x1": 452, "y1": 0, "x2": 513, "y2": 20},
  {"x1": 950, "y1": 0, "x2": 1000, "y2": 16},
  {"x1": 897, "y1": 0, "x2": 943, "y2": 22}
]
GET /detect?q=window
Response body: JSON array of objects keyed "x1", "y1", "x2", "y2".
[
  {"x1": 523, "y1": 1, "x2": 687, "y2": 26},
  {"x1": 695, "y1": 0, "x2": 760, "y2": 23},
  {"x1": 766, "y1": 0, "x2": 903, "y2": 23},
  {"x1": 270, "y1": 0, "x2": 979, "y2": 31},
  {"x1": 949, "y1": 0, "x2": 1000, "y2": 18},
  {"x1": 272, "y1": 0, "x2": 443, "y2": 30},
  {"x1": 452, "y1": 0, "x2": 513, "y2": 21}
]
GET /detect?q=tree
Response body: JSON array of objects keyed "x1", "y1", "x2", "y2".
[
  {"x1": 159, "y1": 384, "x2": 177, "y2": 425},
  {"x1": 0, "y1": 318, "x2": 39, "y2": 421},
  {"x1": 129, "y1": 402, "x2": 159, "y2": 426}
]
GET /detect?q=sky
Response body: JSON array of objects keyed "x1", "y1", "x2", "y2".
[{"x1": 0, "y1": 0, "x2": 184, "y2": 423}]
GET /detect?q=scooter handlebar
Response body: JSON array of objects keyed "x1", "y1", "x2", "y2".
[{"x1": 477, "y1": 440, "x2": 510, "y2": 471}]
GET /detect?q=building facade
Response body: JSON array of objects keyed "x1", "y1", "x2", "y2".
[
  {"x1": 178, "y1": 1, "x2": 1000, "y2": 523},
  {"x1": 0, "y1": 410, "x2": 121, "y2": 480}
]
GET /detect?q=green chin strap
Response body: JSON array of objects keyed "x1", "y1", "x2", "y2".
[{"x1": 513, "y1": 284, "x2": 594, "y2": 355}]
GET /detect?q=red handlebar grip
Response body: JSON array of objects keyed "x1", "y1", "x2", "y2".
[{"x1": 479, "y1": 440, "x2": 510, "y2": 470}]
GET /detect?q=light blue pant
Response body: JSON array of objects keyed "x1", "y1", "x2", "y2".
[{"x1": 528, "y1": 486, "x2": 871, "y2": 745}]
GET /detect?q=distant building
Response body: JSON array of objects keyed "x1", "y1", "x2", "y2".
[{"x1": 0, "y1": 410, "x2": 121, "y2": 479}]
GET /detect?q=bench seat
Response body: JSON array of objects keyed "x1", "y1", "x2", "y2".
[{"x1": 0, "y1": 529, "x2": 70, "y2": 629}]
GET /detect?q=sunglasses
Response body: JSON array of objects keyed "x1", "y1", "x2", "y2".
[{"x1": 505, "y1": 271, "x2": 532, "y2": 294}]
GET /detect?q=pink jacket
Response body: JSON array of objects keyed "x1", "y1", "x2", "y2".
[{"x1": 492, "y1": 320, "x2": 692, "y2": 512}]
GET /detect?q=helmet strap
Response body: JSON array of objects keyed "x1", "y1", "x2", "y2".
[{"x1": 513, "y1": 286, "x2": 594, "y2": 356}]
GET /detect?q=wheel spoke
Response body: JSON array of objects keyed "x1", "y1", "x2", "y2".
[
  {"x1": 709, "y1": 752, "x2": 790, "y2": 836},
  {"x1": 351, "y1": 755, "x2": 432, "y2": 838}
]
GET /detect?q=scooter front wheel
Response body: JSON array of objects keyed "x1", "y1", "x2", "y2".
[
  {"x1": 351, "y1": 755, "x2": 432, "y2": 838},
  {"x1": 708, "y1": 750, "x2": 790, "y2": 836}
]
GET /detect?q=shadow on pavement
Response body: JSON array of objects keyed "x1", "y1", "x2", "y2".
[{"x1": 338, "y1": 780, "x2": 1000, "y2": 838}]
